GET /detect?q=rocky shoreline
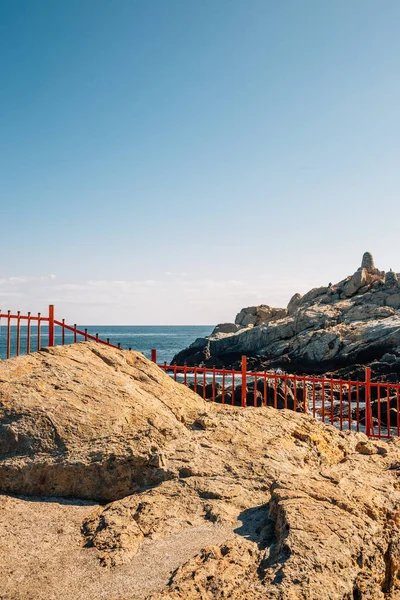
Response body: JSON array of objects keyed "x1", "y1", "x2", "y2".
[
  {"x1": 0, "y1": 343, "x2": 399, "y2": 599},
  {"x1": 172, "y1": 252, "x2": 400, "y2": 382}
]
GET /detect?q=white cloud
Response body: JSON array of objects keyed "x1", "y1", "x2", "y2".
[
  {"x1": 0, "y1": 275, "x2": 57, "y2": 286},
  {"x1": 0, "y1": 272, "x2": 316, "y2": 325},
  {"x1": 0, "y1": 292, "x2": 23, "y2": 298}
]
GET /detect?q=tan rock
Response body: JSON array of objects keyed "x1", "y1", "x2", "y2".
[
  {"x1": 287, "y1": 292, "x2": 302, "y2": 315},
  {"x1": 344, "y1": 268, "x2": 368, "y2": 297},
  {"x1": 147, "y1": 446, "x2": 400, "y2": 600},
  {"x1": 0, "y1": 343, "x2": 206, "y2": 501},
  {"x1": 235, "y1": 305, "x2": 287, "y2": 327},
  {"x1": 356, "y1": 440, "x2": 377, "y2": 455},
  {"x1": 361, "y1": 251, "x2": 377, "y2": 273},
  {"x1": 211, "y1": 322, "x2": 241, "y2": 335},
  {"x1": 0, "y1": 345, "x2": 399, "y2": 600}
]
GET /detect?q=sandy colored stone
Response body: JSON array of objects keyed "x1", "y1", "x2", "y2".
[
  {"x1": 0, "y1": 343, "x2": 205, "y2": 501},
  {"x1": 147, "y1": 450, "x2": 400, "y2": 600},
  {"x1": 0, "y1": 493, "x2": 232, "y2": 600},
  {"x1": 0, "y1": 344, "x2": 400, "y2": 599},
  {"x1": 235, "y1": 305, "x2": 287, "y2": 327}
]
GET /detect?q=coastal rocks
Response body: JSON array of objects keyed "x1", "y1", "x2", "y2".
[
  {"x1": 298, "y1": 285, "x2": 330, "y2": 306},
  {"x1": 387, "y1": 294, "x2": 400, "y2": 309},
  {"x1": 382, "y1": 353, "x2": 397, "y2": 364},
  {"x1": 344, "y1": 268, "x2": 369, "y2": 297},
  {"x1": 172, "y1": 253, "x2": 400, "y2": 377},
  {"x1": 211, "y1": 322, "x2": 241, "y2": 335},
  {"x1": 191, "y1": 379, "x2": 304, "y2": 411},
  {"x1": 188, "y1": 381, "x2": 221, "y2": 399},
  {"x1": 235, "y1": 305, "x2": 287, "y2": 327},
  {"x1": 1, "y1": 344, "x2": 400, "y2": 600},
  {"x1": 361, "y1": 250, "x2": 378, "y2": 273},
  {"x1": 287, "y1": 292, "x2": 302, "y2": 315},
  {"x1": 386, "y1": 270, "x2": 399, "y2": 288},
  {"x1": 341, "y1": 303, "x2": 395, "y2": 322}
]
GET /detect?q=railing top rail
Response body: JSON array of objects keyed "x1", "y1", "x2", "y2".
[
  {"x1": 0, "y1": 306, "x2": 121, "y2": 359},
  {"x1": 0, "y1": 312, "x2": 49, "y2": 321},
  {"x1": 54, "y1": 320, "x2": 119, "y2": 349},
  {"x1": 155, "y1": 354, "x2": 400, "y2": 440}
]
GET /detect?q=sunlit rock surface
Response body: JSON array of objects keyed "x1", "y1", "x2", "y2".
[{"x1": 0, "y1": 344, "x2": 399, "y2": 599}]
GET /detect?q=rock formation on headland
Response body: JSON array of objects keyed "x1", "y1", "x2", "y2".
[
  {"x1": 173, "y1": 252, "x2": 400, "y2": 380},
  {"x1": 1, "y1": 343, "x2": 400, "y2": 599}
]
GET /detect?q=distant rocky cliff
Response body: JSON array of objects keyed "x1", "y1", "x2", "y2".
[{"x1": 173, "y1": 252, "x2": 400, "y2": 380}]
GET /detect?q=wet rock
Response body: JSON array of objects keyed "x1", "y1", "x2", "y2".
[
  {"x1": 382, "y1": 353, "x2": 397, "y2": 364},
  {"x1": 188, "y1": 381, "x2": 221, "y2": 399}
]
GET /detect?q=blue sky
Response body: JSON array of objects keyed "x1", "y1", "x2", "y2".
[{"x1": 1, "y1": 0, "x2": 399, "y2": 324}]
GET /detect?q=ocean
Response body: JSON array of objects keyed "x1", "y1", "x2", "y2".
[{"x1": 0, "y1": 325, "x2": 214, "y2": 363}]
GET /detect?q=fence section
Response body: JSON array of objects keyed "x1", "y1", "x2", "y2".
[
  {"x1": 1, "y1": 306, "x2": 399, "y2": 440},
  {"x1": 0, "y1": 305, "x2": 122, "y2": 359},
  {"x1": 153, "y1": 352, "x2": 400, "y2": 440}
]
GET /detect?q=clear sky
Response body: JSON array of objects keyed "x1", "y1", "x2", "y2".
[{"x1": 1, "y1": 0, "x2": 399, "y2": 324}]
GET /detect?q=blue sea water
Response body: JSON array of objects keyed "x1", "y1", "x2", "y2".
[{"x1": 0, "y1": 325, "x2": 213, "y2": 363}]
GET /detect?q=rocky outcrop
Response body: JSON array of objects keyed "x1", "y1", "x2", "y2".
[
  {"x1": 211, "y1": 322, "x2": 241, "y2": 335},
  {"x1": 361, "y1": 250, "x2": 380, "y2": 274},
  {"x1": 235, "y1": 305, "x2": 287, "y2": 327},
  {"x1": 1, "y1": 343, "x2": 400, "y2": 599},
  {"x1": 0, "y1": 343, "x2": 206, "y2": 501},
  {"x1": 172, "y1": 253, "x2": 400, "y2": 379}
]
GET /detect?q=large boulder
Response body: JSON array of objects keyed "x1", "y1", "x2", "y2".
[
  {"x1": 0, "y1": 343, "x2": 206, "y2": 501},
  {"x1": 235, "y1": 305, "x2": 287, "y2": 327},
  {"x1": 211, "y1": 322, "x2": 241, "y2": 335},
  {"x1": 361, "y1": 250, "x2": 377, "y2": 273},
  {"x1": 344, "y1": 268, "x2": 368, "y2": 297},
  {"x1": 287, "y1": 292, "x2": 302, "y2": 315}
]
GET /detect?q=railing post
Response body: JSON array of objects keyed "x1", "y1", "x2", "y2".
[
  {"x1": 241, "y1": 356, "x2": 247, "y2": 407},
  {"x1": 7, "y1": 310, "x2": 11, "y2": 359},
  {"x1": 48, "y1": 305, "x2": 55, "y2": 347},
  {"x1": 151, "y1": 349, "x2": 157, "y2": 363},
  {"x1": 365, "y1": 367, "x2": 372, "y2": 437},
  {"x1": 27, "y1": 312, "x2": 31, "y2": 354},
  {"x1": 37, "y1": 313, "x2": 41, "y2": 351},
  {"x1": 16, "y1": 311, "x2": 21, "y2": 356}
]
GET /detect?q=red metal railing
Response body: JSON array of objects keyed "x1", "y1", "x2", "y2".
[
  {"x1": 151, "y1": 351, "x2": 400, "y2": 440},
  {"x1": 0, "y1": 305, "x2": 122, "y2": 358},
  {"x1": 1, "y1": 308, "x2": 398, "y2": 441}
]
